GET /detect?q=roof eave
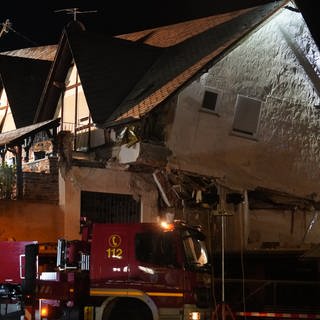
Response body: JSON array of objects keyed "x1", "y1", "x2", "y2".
[{"x1": 34, "y1": 31, "x2": 72, "y2": 123}]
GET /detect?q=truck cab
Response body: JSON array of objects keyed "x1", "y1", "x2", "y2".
[
  {"x1": 88, "y1": 220, "x2": 212, "y2": 320},
  {"x1": 16, "y1": 221, "x2": 212, "y2": 320}
]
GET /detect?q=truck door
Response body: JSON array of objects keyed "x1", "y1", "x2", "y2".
[
  {"x1": 90, "y1": 224, "x2": 129, "y2": 285},
  {"x1": 131, "y1": 225, "x2": 185, "y2": 307},
  {"x1": 0, "y1": 241, "x2": 35, "y2": 284}
]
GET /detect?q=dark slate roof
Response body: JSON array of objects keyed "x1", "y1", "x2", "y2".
[
  {"x1": 116, "y1": 8, "x2": 254, "y2": 47},
  {"x1": 0, "y1": 55, "x2": 52, "y2": 128},
  {"x1": 35, "y1": 1, "x2": 288, "y2": 126},
  {"x1": 66, "y1": 30, "x2": 162, "y2": 124},
  {"x1": 106, "y1": 1, "x2": 288, "y2": 124}
]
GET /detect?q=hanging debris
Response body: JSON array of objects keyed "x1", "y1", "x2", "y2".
[
  {"x1": 248, "y1": 187, "x2": 320, "y2": 210},
  {"x1": 152, "y1": 169, "x2": 181, "y2": 208},
  {"x1": 118, "y1": 125, "x2": 140, "y2": 147},
  {"x1": 152, "y1": 169, "x2": 221, "y2": 210}
]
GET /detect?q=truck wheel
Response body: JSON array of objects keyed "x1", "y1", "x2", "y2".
[{"x1": 103, "y1": 298, "x2": 153, "y2": 320}]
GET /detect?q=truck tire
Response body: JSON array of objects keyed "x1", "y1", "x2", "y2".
[{"x1": 102, "y1": 298, "x2": 153, "y2": 320}]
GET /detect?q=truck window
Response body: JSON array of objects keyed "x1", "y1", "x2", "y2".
[
  {"x1": 135, "y1": 232, "x2": 178, "y2": 267},
  {"x1": 182, "y1": 230, "x2": 208, "y2": 269}
]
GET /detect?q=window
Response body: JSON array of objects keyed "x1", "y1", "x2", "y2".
[
  {"x1": 182, "y1": 229, "x2": 208, "y2": 269},
  {"x1": 34, "y1": 151, "x2": 46, "y2": 160},
  {"x1": 201, "y1": 88, "x2": 221, "y2": 113},
  {"x1": 232, "y1": 95, "x2": 262, "y2": 137},
  {"x1": 135, "y1": 231, "x2": 178, "y2": 267}
]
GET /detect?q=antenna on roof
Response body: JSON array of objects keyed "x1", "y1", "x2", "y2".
[
  {"x1": 54, "y1": 8, "x2": 98, "y2": 21},
  {"x1": 0, "y1": 19, "x2": 12, "y2": 38},
  {"x1": 0, "y1": 19, "x2": 38, "y2": 45}
]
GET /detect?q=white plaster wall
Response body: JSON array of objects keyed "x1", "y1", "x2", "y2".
[
  {"x1": 167, "y1": 6, "x2": 320, "y2": 250},
  {"x1": 59, "y1": 65, "x2": 105, "y2": 149},
  {"x1": 0, "y1": 89, "x2": 16, "y2": 133},
  {"x1": 167, "y1": 6, "x2": 320, "y2": 200},
  {"x1": 59, "y1": 166, "x2": 159, "y2": 240}
]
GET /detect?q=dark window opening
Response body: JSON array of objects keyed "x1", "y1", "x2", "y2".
[
  {"x1": 34, "y1": 151, "x2": 46, "y2": 160},
  {"x1": 202, "y1": 90, "x2": 218, "y2": 111},
  {"x1": 81, "y1": 191, "x2": 140, "y2": 223},
  {"x1": 79, "y1": 116, "x2": 89, "y2": 123}
]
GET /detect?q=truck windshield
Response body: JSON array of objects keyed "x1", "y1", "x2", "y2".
[
  {"x1": 135, "y1": 231, "x2": 178, "y2": 267},
  {"x1": 182, "y1": 230, "x2": 209, "y2": 269}
]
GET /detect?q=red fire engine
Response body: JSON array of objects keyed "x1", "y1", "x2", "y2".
[{"x1": 0, "y1": 220, "x2": 212, "y2": 320}]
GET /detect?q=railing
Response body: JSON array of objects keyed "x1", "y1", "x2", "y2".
[
  {"x1": 60, "y1": 121, "x2": 94, "y2": 151},
  {"x1": 215, "y1": 278, "x2": 320, "y2": 314},
  {"x1": 60, "y1": 121, "x2": 75, "y2": 133}
]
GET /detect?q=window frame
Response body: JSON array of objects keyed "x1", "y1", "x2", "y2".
[
  {"x1": 80, "y1": 191, "x2": 141, "y2": 224},
  {"x1": 135, "y1": 230, "x2": 180, "y2": 267},
  {"x1": 200, "y1": 87, "x2": 222, "y2": 115},
  {"x1": 231, "y1": 94, "x2": 263, "y2": 139}
]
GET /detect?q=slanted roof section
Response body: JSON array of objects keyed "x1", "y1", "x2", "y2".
[
  {"x1": 35, "y1": 1, "x2": 288, "y2": 127},
  {"x1": 66, "y1": 29, "x2": 162, "y2": 124},
  {"x1": 0, "y1": 45, "x2": 57, "y2": 61},
  {"x1": 34, "y1": 26, "x2": 75, "y2": 123},
  {"x1": 0, "y1": 55, "x2": 52, "y2": 128},
  {"x1": 116, "y1": 8, "x2": 253, "y2": 48},
  {"x1": 106, "y1": 1, "x2": 288, "y2": 124},
  {"x1": 0, "y1": 118, "x2": 60, "y2": 147},
  {"x1": 34, "y1": 21, "x2": 162, "y2": 123}
]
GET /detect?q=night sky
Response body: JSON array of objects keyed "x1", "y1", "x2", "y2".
[{"x1": 0, "y1": 1, "x2": 318, "y2": 51}]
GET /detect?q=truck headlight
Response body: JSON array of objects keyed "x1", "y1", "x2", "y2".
[
  {"x1": 189, "y1": 311, "x2": 201, "y2": 320},
  {"x1": 40, "y1": 305, "x2": 49, "y2": 318}
]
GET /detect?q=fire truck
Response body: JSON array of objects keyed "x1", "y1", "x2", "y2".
[{"x1": 0, "y1": 220, "x2": 212, "y2": 320}]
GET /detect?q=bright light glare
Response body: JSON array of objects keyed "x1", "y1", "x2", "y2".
[
  {"x1": 190, "y1": 311, "x2": 201, "y2": 320},
  {"x1": 40, "y1": 306, "x2": 48, "y2": 318},
  {"x1": 160, "y1": 221, "x2": 174, "y2": 231},
  {"x1": 138, "y1": 266, "x2": 155, "y2": 274}
]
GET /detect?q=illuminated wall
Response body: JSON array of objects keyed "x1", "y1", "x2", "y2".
[{"x1": 167, "y1": 4, "x2": 320, "y2": 250}]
